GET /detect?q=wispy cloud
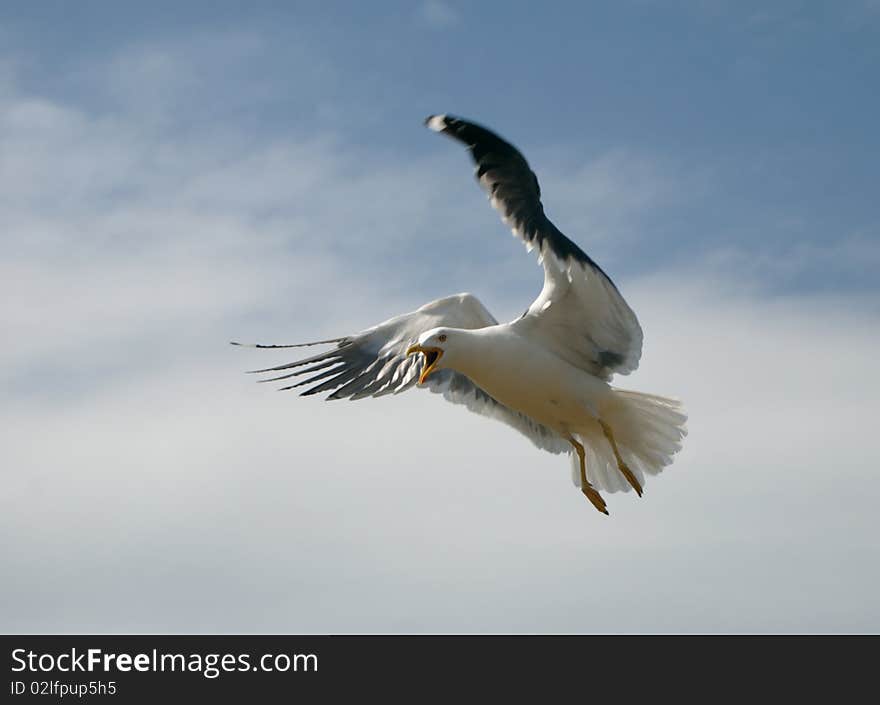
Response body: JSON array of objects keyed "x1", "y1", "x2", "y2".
[
  {"x1": 2, "y1": 27, "x2": 878, "y2": 634},
  {"x1": 4, "y1": 254, "x2": 878, "y2": 632}
]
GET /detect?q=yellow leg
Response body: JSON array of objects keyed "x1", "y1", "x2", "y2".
[
  {"x1": 568, "y1": 437, "x2": 608, "y2": 515},
  {"x1": 598, "y1": 419, "x2": 643, "y2": 497}
]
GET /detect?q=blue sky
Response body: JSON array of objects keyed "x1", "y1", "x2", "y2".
[
  {"x1": 1, "y1": 2, "x2": 878, "y2": 632},
  {"x1": 5, "y1": 0, "x2": 879, "y2": 286}
]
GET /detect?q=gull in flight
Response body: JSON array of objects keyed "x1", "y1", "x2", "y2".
[{"x1": 235, "y1": 115, "x2": 687, "y2": 514}]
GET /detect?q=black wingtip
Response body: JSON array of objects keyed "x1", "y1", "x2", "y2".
[{"x1": 230, "y1": 338, "x2": 346, "y2": 350}]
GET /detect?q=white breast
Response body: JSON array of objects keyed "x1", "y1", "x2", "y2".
[{"x1": 451, "y1": 326, "x2": 611, "y2": 436}]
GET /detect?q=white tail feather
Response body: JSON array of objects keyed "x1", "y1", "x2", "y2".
[{"x1": 570, "y1": 389, "x2": 687, "y2": 494}]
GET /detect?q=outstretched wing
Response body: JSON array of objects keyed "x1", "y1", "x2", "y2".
[
  {"x1": 427, "y1": 114, "x2": 642, "y2": 380},
  {"x1": 235, "y1": 292, "x2": 568, "y2": 454}
]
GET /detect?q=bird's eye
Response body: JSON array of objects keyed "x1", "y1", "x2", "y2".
[{"x1": 438, "y1": 334, "x2": 447, "y2": 342}]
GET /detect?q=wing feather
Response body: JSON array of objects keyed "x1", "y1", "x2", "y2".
[
  {"x1": 237, "y1": 292, "x2": 567, "y2": 453},
  {"x1": 427, "y1": 113, "x2": 643, "y2": 379}
]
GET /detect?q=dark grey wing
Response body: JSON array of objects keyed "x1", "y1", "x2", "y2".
[
  {"x1": 426, "y1": 113, "x2": 604, "y2": 269},
  {"x1": 427, "y1": 114, "x2": 642, "y2": 379}
]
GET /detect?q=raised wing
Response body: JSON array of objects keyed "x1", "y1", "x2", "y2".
[
  {"x1": 427, "y1": 114, "x2": 642, "y2": 379},
  {"x1": 234, "y1": 292, "x2": 568, "y2": 453}
]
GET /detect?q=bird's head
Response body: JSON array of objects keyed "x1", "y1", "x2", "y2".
[{"x1": 406, "y1": 328, "x2": 455, "y2": 385}]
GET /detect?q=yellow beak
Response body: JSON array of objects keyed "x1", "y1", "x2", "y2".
[{"x1": 406, "y1": 344, "x2": 444, "y2": 385}]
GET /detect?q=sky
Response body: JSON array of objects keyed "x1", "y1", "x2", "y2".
[{"x1": 1, "y1": 1, "x2": 879, "y2": 633}]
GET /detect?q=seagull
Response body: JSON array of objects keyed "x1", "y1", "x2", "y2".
[{"x1": 235, "y1": 115, "x2": 687, "y2": 514}]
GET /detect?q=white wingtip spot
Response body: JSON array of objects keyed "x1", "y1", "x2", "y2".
[{"x1": 426, "y1": 114, "x2": 448, "y2": 131}]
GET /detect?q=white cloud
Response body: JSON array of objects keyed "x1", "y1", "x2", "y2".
[
  {"x1": 2, "y1": 39, "x2": 878, "y2": 633},
  {"x1": 4, "y1": 262, "x2": 878, "y2": 633}
]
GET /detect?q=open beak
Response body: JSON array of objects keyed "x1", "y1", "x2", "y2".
[{"x1": 406, "y1": 344, "x2": 444, "y2": 385}]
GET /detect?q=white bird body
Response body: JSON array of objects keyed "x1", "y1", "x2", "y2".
[
  {"x1": 236, "y1": 114, "x2": 687, "y2": 514},
  {"x1": 437, "y1": 325, "x2": 610, "y2": 434},
  {"x1": 412, "y1": 322, "x2": 686, "y2": 508}
]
